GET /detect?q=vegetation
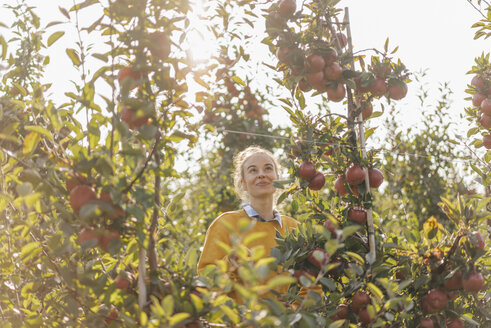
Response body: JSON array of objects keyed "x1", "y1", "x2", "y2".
[{"x1": 0, "y1": 0, "x2": 489, "y2": 327}]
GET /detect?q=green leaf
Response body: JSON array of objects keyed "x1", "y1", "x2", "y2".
[
  {"x1": 23, "y1": 132, "x2": 40, "y2": 154},
  {"x1": 20, "y1": 241, "x2": 41, "y2": 260},
  {"x1": 0, "y1": 35, "x2": 7, "y2": 60},
  {"x1": 58, "y1": 6, "x2": 70, "y2": 19},
  {"x1": 25, "y1": 126, "x2": 54, "y2": 142},
  {"x1": 169, "y1": 313, "x2": 190, "y2": 325},
  {"x1": 12, "y1": 82, "x2": 27, "y2": 96},
  {"x1": 367, "y1": 282, "x2": 384, "y2": 301},
  {"x1": 69, "y1": 0, "x2": 98, "y2": 11},
  {"x1": 462, "y1": 314, "x2": 480, "y2": 326},
  {"x1": 190, "y1": 293, "x2": 203, "y2": 313},
  {"x1": 328, "y1": 320, "x2": 346, "y2": 328},
  {"x1": 220, "y1": 305, "x2": 239, "y2": 324},
  {"x1": 193, "y1": 75, "x2": 209, "y2": 89},
  {"x1": 162, "y1": 295, "x2": 174, "y2": 316},
  {"x1": 231, "y1": 76, "x2": 245, "y2": 86},
  {"x1": 341, "y1": 225, "x2": 360, "y2": 238},
  {"x1": 66, "y1": 48, "x2": 81, "y2": 66},
  {"x1": 267, "y1": 276, "x2": 296, "y2": 289},
  {"x1": 345, "y1": 251, "x2": 364, "y2": 264},
  {"x1": 48, "y1": 31, "x2": 65, "y2": 46}
]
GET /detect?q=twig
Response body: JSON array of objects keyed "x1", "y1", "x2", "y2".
[
  {"x1": 466, "y1": 0, "x2": 488, "y2": 19},
  {"x1": 122, "y1": 132, "x2": 161, "y2": 194}
]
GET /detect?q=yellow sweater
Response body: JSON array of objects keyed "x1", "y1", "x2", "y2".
[{"x1": 197, "y1": 209, "x2": 321, "y2": 306}]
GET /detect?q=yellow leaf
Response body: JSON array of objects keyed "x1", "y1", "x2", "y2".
[
  {"x1": 266, "y1": 275, "x2": 296, "y2": 289},
  {"x1": 243, "y1": 231, "x2": 267, "y2": 246},
  {"x1": 23, "y1": 132, "x2": 40, "y2": 154},
  {"x1": 220, "y1": 305, "x2": 239, "y2": 324}
]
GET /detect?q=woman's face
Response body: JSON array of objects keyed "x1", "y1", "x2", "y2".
[{"x1": 241, "y1": 153, "x2": 278, "y2": 199}]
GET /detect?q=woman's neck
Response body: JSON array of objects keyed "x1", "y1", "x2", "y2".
[{"x1": 249, "y1": 197, "x2": 274, "y2": 220}]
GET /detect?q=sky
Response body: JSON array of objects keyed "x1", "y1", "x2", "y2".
[{"x1": 1, "y1": 0, "x2": 489, "y2": 153}]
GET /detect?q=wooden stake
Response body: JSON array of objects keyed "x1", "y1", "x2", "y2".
[{"x1": 344, "y1": 7, "x2": 377, "y2": 264}]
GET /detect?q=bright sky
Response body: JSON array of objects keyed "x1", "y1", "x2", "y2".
[{"x1": 1, "y1": 0, "x2": 489, "y2": 148}]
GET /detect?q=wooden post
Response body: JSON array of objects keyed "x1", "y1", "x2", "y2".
[{"x1": 344, "y1": 7, "x2": 377, "y2": 264}]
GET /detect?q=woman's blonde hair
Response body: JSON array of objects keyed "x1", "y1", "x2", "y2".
[{"x1": 233, "y1": 146, "x2": 280, "y2": 202}]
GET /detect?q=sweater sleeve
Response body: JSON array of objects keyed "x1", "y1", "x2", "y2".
[{"x1": 197, "y1": 217, "x2": 232, "y2": 273}]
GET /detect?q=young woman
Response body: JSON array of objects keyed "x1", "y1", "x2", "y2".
[{"x1": 197, "y1": 146, "x2": 321, "y2": 306}]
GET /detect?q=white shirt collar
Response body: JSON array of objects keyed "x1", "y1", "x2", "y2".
[{"x1": 241, "y1": 203, "x2": 282, "y2": 228}]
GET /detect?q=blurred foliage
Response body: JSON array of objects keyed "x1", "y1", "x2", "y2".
[{"x1": 0, "y1": 1, "x2": 489, "y2": 328}]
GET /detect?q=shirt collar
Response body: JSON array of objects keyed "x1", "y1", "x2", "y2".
[{"x1": 241, "y1": 203, "x2": 282, "y2": 228}]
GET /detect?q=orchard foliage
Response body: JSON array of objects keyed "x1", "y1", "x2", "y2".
[{"x1": 0, "y1": 0, "x2": 489, "y2": 328}]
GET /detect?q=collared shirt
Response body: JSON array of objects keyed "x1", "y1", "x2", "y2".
[{"x1": 241, "y1": 203, "x2": 283, "y2": 228}]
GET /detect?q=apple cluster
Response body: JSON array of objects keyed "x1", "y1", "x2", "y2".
[
  {"x1": 414, "y1": 230, "x2": 486, "y2": 327},
  {"x1": 266, "y1": 1, "x2": 409, "y2": 106},
  {"x1": 355, "y1": 59, "x2": 408, "y2": 100},
  {"x1": 115, "y1": 30, "x2": 172, "y2": 131},
  {"x1": 66, "y1": 171, "x2": 123, "y2": 253},
  {"x1": 332, "y1": 164, "x2": 383, "y2": 223},
  {"x1": 470, "y1": 74, "x2": 491, "y2": 149},
  {"x1": 298, "y1": 161, "x2": 326, "y2": 191}
]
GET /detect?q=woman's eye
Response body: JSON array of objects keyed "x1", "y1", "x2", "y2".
[{"x1": 249, "y1": 168, "x2": 257, "y2": 173}]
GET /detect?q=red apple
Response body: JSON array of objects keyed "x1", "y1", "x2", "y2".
[
  {"x1": 358, "y1": 307, "x2": 374, "y2": 324},
  {"x1": 351, "y1": 290, "x2": 370, "y2": 314},
  {"x1": 298, "y1": 161, "x2": 316, "y2": 181},
  {"x1": 298, "y1": 79, "x2": 312, "y2": 92},
  {"x1": 361, "y1": 101, "x2": 373, "y2": 120},
  {"x1": 306, "y1": 54, "x2": 325, "y2": 73},
  {"x1": 368, "y1": 168, "x2": 384, "y2": 188},
  {"x1": 335, "y1": 33, "x2": 348, "y2": 48},
  {"x1": 70, "y1": 185, "x2": 97, "y2": 213},
  {"x1": 326, "y1": 83, "x2": 346, "y2": 102},
  {"x1": 293, "y1": 269, "x2": 315, "y2": 282},
  {"x1": 278, "y1": 0, "x2": 296, "y2": 19},
  {"x1": 483, "y1": 135, "x2": 491, "y2": 149},
  {"x1": 330, "y1": 303, "x2": 348, "y2": 320},
  {"x1": 121, "y1": 106, "x2": 149, "y2": 129},
  {"x1": 481, "y1": 98, "x2": 491, "y2": 115},
  {"x1": 480, "y1": 113, "x2": 491, "y2": 129},
  {"x1": 369, "y1": 78, "x2": 387, "y2": 97},
  {"x1": 306, "y1": 71, "x2": 325, "y2": 89},
  {"x1": 79, "y1": 228, "x2": 101, "y2": 248},
  {"x1": 388, "y1": 82, "x2": 408, "y2": 100},
  {"x1": 346, "y1": 164, "x2": 365, "y2": 185},
  {"x1": 444, "y1": 271, "x2": 463, "y2": 290},
  {"x1": 462, "y1": 272, "x2": 485, "y2": 292},
  {"x1": 324, "y1": 62, "x2": 342, "y2": 80},
  {"x1": 118, "y1": 67, "x2": 141, "y2": 89},
  {"x1": 308, "y1": 171, "x2": 325, "y2": 190},
  {"x1": 115, "y1": 273, "x2": 131, "y2": 290},
  {"x1": 323, "y1": 220, "x2": 338, "y2": 237},
  {"x1": 148, "y1": 31, "x2": 171, "y2": 60},
  {"x1": 446, "y1": 318, "x2": 464, "y2": 328},
  {"x1": 323, "y1": 48, "x2": 338, "y2": 65},
  {"x1": 334, "y1": 175, "x2": 347, "y2": 196},
  {"x1": 307, "y1": 248, "x2": 329, "y2": 268},
  {"x1": 348, "y1": 208, "x2": 367, "y2": 225},
  {"x1": 100, "y1": 229, "x2": 121, "y2": 252},
  {"x1": 473, "y1": 92, "x2": 487, "y2": 107},
  {"x1": 469, "y1": 231, "x2": 485, "y2": 250},
  {"x1": 419, "y1": 318, "x2": 434, "y2": 328},
  {"x1": 471, "y1": 75, "x2": 486, "y2": 90},
  {"x1": 104, "y1": 309, "x2": 119, "y2": 326},
  {"x1": 66, "y1": 171, "x2": 88, "y2": 193},
  {"x1": 421, "y1": 295, "x2": 437, "y2": 314},
  {"x1": 426, "y1": 289, "x2": 447, "y2": 311}
]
